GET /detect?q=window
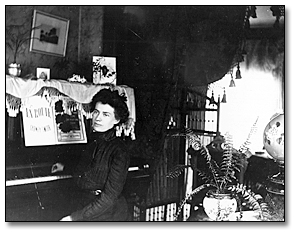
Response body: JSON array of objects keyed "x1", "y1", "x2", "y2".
[{"x1": 207, "y1": 61, "x2": 284, "y2": 153}]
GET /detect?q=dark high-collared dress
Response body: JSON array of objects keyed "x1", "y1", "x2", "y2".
[{"x1": 69, "y1": 128, "x2": 130, "y2": 221}]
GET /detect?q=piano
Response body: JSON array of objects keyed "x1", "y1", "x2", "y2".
[
  {"x1": 5, "y1": 140, "x2": 151, "y2": 221},
  {"x1": 6, "y1": 163, "x2": 150, "y2": 187}
]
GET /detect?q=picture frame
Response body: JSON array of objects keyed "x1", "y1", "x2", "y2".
[
  {"x1": 36, "y1": 67, "x2": 50, "y2": 80},
  {"x1": 93, "y1": 56, "x2": 117, "y2": 85},
  {"x1": 29, "y1": 10, "x2": 69, "y2": 57}
]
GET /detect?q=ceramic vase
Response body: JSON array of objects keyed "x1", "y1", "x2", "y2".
[
  {"x1": 203, "y1": 191, "x2": 237, "y2": 221},
  {"x1": 8, "y1": 63, "x2": 21, "y2": 77}
]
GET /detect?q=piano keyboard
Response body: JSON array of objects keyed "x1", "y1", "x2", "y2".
[
  {"x1": 6, "y1": 175, "x2": 72, "y2": 187},
  {"x1": 6, "y1": 165, "x2": 150, "y2": 187}
]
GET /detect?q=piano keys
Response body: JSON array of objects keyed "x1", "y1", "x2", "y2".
[
  {"x1": 6, "y1": 159, "x2": 151, "y2": 221},
  {"x1": 5, "y1": 111, "x2": 152, "y2": 221},
  {"x1": 6, "y1": 164, "x2": 150, "y2": 187},
  {"x1": 6, "y1": 174, "x2": 73, "y2": 187}
]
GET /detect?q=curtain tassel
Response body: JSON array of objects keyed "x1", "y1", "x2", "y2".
[
  {"x1": 235, "y1": 63, "x2": 242, "y2": 79},
  {"x1": 210, "y1": 91, "x2": 216, "y2": 105},
  {"x1": 221, "y1": 88, "x2": 227, "y2": 103},
  {"x1": 229, "y1": 78, "x2": 235, "y2": 87}
]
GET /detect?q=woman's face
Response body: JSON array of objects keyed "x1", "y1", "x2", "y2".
[{"x1": 92, "y1": 102, "x2": 120, "y2": 132}]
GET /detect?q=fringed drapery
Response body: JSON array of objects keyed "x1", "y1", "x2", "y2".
[
  {"x1": 181, "y1": 6, "x2": 248, "y2": 86},
  {"x1": 6, "y1": 87, "x2": 92, "y2": 119},
  {"x1": 6, "y1": 93, "x2": 21, "y2": 117},
  {"x1": 6, "y1": 75, "x2": 136, "y2": 119},
  {"x1": 6, "y1": 75, "x2": 136, "y2": 140}
]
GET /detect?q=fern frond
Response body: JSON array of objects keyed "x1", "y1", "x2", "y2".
[
  {"x1": 196, "y1": 170, "x2": 217, "y2": 185},
  {"x1": 227, "y1": 184, "x2": 271, "y2": 221},
  {"x1": 171, "y1": 127, "x2": 203, "y2": 151},
  {"x1": 174, "y1": 184, "x2": 214, "y2": 220},
  {"x1": 172, "y1": 128, "x2": 222, "y2": 190},
  {"x1": 238, "y1": 116, "x2": 259, "y2": 154},
  {"x1": 219, "y1": 133, "x2": 236, "y2": 190},
  {"x1": 166, "y1": 164, "x2": 191, "y2": 179}
]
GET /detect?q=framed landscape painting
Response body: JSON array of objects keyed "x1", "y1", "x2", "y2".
[{"x1": 29, "y1": 10, "x2": 69, "y2": 57}]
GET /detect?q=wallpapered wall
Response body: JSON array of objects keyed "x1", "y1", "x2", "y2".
[{"x1": 5, "y1": 6, "x2": 103, "y2": 81}]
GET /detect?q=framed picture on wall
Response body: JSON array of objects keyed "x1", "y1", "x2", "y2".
[{"x1": 29, "y1": 10, "x2": 69, "y2": 57}]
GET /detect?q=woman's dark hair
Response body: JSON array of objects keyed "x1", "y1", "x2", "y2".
[{"x1": 91, "y1": 89, "x2": 129, "y2": 124}]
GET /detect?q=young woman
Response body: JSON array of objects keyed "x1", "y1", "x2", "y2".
[{"x1": 52, "y1": 88, "x2": 130, "y2": 221}]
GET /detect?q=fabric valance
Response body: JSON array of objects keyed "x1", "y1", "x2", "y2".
[
  {"x1": 6, "y1": 75, "x2": 136, "y2": 140},
  {"x1": 6, "y1": 75, "x2": 136, "y2": 119}
]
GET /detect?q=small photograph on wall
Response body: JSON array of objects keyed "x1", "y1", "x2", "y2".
[
  {"x1": 36, "y1": 67, "x2": 50, "y2": 80},
  {"x1": 93, "y1": 56, "x2": 117, "y2": 85}
]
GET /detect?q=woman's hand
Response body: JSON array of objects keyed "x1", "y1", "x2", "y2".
[
  {"x1": 60, "y1": 215, "x2": 72, "y2": 221},
  {"x1": 51, "y1": 163, "x2": 64, "y2": 173}
]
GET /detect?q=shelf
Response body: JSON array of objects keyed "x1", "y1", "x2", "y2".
[
  {"x1": 171, "y1": 106, "x2": 218, "y2": 112},
  {"x1": 166, "y1": 128, "x2": 217, "y2": 136}
]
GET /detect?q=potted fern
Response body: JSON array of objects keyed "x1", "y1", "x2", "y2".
[{"x1": 167, "y1": 119, "x2": 271, "y2": 221}]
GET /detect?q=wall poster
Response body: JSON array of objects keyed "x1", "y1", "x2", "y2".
[{"x1": 22, "y1": 95, "x2": 87, "y2": 146}]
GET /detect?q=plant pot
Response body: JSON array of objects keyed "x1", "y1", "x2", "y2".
[
  {"x1": 203, "y1": 191, "x2": 237, "y2": 221},
  {"x1": 8, "y1": 63, "x2": 21, "y2": 77}
]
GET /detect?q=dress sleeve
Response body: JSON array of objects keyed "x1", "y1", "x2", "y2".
[{"x1": 70, "y1": 144, "x2": 130, "y2": 221}]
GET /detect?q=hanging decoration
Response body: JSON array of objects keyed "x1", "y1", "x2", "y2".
[
  {"x1": 209, "y1": 91, "x2": 216, "y2": 105},
  {"x1": 6, "y1": 93, "x2": 22, "y2": 117},
  {"x1": 207, "y1": 79, "x2": 228, "y2": 104},
  {"x1": 179, "y1": 6, "x2": 248, "y2": 86},
  {"x1": 244, "y1": 6, "x2": 257, "y2": 29},
  {"x1": 270, "y1": 6, "x2": 284, "y2": 29},
  {"x1": 221, "y1": 88, "x2": 227, "y2": 103},
  {"x1": 225, "y1": 6, "x2": 251, "y2": 82},
  {"x1": 229, "y1": 71, "x2": 236, "y2": 87},
  {"x1": 229, "y1": 78, "x2": 235, "y2": 87},
  {"x1": 235, "y1": 63, "x2": 242, "y2": 79}
]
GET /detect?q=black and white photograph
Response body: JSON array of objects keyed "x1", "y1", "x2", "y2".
[
  {"x1": 5, "y1": 5, "x2": 290, "y2": 230},
  {"x1": 36, "y1": 67, "x2": 50, "y2": 79}
]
